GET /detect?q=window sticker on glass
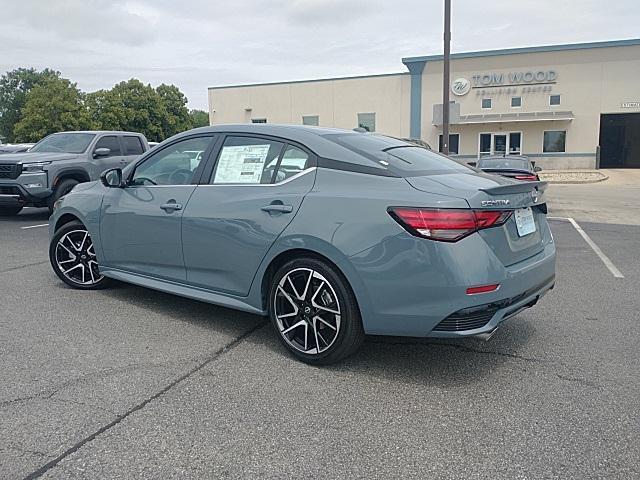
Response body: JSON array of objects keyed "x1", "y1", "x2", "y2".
[{"x1": 214, "y1": 144, "x2": 271, "y2": 183}]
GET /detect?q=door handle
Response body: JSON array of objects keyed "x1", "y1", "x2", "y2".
[
  {"x1": 261, "y1": 204, "x2": 293, "y2": 214},
  {"x1": 160, "y1": 202, "x2": 183, "y2": 212}
]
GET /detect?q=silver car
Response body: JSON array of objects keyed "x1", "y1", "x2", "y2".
[{"x1": 48, "y1": 125, "x2": 556, "y2": 364}]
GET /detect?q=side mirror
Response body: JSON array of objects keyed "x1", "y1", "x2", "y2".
[
  {"x1": 468, "y1": 162, "x2": 477, "y2": 167},
  {"x1": 100, "y1": 168, "x2": 124, "y2": 188},
  {"x1": 93, "y1": 147, "x2": 111, "y2": 158},
  {"x1": 534, "y1": 166, "x2": 542, "y2": 172}
]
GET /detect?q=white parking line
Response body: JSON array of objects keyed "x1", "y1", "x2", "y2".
[
  {"x1": 20, "y1": 223, "x2": 49, "y2": 230},
  {"x1": 548, "y1": 216, "x2": 624, "y2": 278}
]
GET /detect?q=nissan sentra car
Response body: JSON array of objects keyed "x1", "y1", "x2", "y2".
[{"x1": 48, "y1": 125, "x2": 556, "y2": 364}]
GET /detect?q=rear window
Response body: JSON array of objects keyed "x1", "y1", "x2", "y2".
[
  {"x1": 123, "y1": 136, "x2": 144, "y2": 155},
  {"x1": 478, "y1": 158, "x2": 531, "y2": 170},
  {"x1": 325, "y1": 133, "x2": 473, "y2": 176}
]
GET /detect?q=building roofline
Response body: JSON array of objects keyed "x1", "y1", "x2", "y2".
[
  {"x1": 402, "y1": 38, "x2": 640, "y2": 65},
  {"x1": 208, "y1": 71, "x2": 406, "y2": 90}
]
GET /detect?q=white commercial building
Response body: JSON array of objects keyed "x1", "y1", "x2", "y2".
[{"x1": 208, "y1": 39, "x2": 640, "y2": 169}]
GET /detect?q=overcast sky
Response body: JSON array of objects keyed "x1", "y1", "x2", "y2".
[{"x1": 1, "y1": 0, "x2": 638, "y2": 110}]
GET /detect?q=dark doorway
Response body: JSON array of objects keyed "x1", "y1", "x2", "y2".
[{"x1": 599, "y1": 113, "x2": 640, "y2": 168}]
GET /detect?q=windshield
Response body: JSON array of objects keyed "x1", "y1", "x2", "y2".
[
  {"x1": 30, "y1": 133, "x2": 95, "y2": 154},
  {"x1": 478, "y1": 157, "x2": 531, "y2": 170},
  {"x1": 325, "y1": 133, "x2": 473, "y2": 177}
]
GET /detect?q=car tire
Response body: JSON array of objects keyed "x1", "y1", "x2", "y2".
[
  {"x1": 47, "y1": 178, "x2": 79, "y2": 214},
  {"x1": 0, "y1": 206, "x2": 23, "y2": 216},
  {"x1": 49, "y1": 220, "x2": 111, "y2": 290},
  {"x1": 269, "y1": 257, "x2": 365, "y2": 365}
]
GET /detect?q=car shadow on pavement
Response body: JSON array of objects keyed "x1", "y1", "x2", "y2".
[
  {"x1": 94, "y1": 281, "x2": 535, "y2": 388},
  {"x1": 328, "y1": 322, "x2": 536, "y2": 388},
  {"x1": 96, "y1": 281, "x2": 263, "y2": 332},
  {"x1": 1, "y1": 208, "x2": 50, "y2": 223}
]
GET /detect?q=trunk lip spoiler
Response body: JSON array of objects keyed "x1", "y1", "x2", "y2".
[
  {"x1": 479, "y1": 180, "x2": 547, "y2": 195},
  {"x1": 479, "y1": 168, "x2": 536, "y2": 176}
]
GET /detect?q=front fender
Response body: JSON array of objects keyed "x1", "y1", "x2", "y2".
[{"x1": 48, "y1": 184, "x2": 105, "y2": 260}]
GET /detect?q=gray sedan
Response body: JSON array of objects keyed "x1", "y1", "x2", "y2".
[{"x1": 48, "y1": 125, "x2": 556, "y2": 364}]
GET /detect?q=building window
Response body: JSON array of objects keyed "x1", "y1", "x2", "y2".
[
  {"x1": 357, "y1": 112, "x2": 376, "y2": 132},
  {"x1": 481, "y1": 98, "x2": 492, "y2": 109},
  {"x1": 479, "y1": 132, "x2": 522, "y2": 157},
  {"x1": 549, "y1": 94, "x2": 561, "y2": 106},
  {"x1": 479, "y1": 133, "x2": 492, "y2": 156},
  {"x1": 302, "y1": 115, "x2": 319, "y2": 126},
  {"x1": 511, "y1": 96, "x2": 522, "y2": 108},
  {"x1": 509, "y1": 132, "x2": 522, "y2": 155},
  {"x1": 438, "y1": 134, "x2": 460, "y2": 154},
  {"x1": 251, "y1": 118, "x2": 267, "y2": 123},
  {"x1": 543, "y1": 130, "x2": 566, "y2": 153}
]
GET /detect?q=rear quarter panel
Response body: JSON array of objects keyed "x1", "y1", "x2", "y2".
[{"x1": 247, "y1": 168, "x2": 470, "y2": 321}]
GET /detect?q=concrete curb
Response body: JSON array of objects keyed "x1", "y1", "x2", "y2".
[{"x1": 539, "y1": 171, "x2": 609, "y2": 184}]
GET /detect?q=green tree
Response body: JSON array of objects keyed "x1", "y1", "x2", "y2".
[
  {"x1": 0, "y1": 68, "x2": 60, "y2": 142},
  {"x1": 156, "y1": 83, "x2": 192, "y2": 138},
  {"x1": 13, "y1": 77, "x2": 93, "y2": 142},
  {"x1": 189, "y1": 109, "x2": 210, "y2": 128},
  {"x1": 87, "y1": 79, "x2": 166, "y2": 142}
]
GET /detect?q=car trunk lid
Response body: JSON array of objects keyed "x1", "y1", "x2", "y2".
[{"x1": 405, "y1": 172, "x2": 548, "y2": 266}]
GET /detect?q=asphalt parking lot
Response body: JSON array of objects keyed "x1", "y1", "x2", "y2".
[{"x1": 1, "y1": 181, "x2": 639, "y2": 479}]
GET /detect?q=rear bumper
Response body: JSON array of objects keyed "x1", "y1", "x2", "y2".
[
  {"x1": 426, "y1": 275, "x2": 555, "y2": 338},
  {"x1": 348, "y1": 222, "x2": 557, "y2": 337}
]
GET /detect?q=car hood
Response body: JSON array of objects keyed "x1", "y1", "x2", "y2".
[
  {"x1": 0, "y1": 152, "x2": 81, "y2": 164},
  {"x1": 405, "y1": 171, "x2": 547, "y2": 209}
]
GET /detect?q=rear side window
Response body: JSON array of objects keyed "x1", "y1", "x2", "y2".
[
  {"x1": 211, "y1": 136, "x2": 284, "y2": 184},
  {"x1": 123, "y1": 136, "x2": 144, "y2": 155},
  {"x1": 274, "y1": 145, "x2": 310, "y2": 182},
  {"x1": 94, "y1": 136, "x2": 121, "y2": 157}
]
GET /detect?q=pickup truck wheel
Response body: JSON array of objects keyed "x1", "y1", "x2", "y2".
[
  {"x1": 0, "y1": 206, "x2": 23, "y2": 216},
  {"x1": 48, "y1": 178, "x2": 79, "y2": 214}
]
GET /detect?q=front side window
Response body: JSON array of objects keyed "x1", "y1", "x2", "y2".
[
  {"x1": 123, "y1": 136, "x2": 144, "y2": 155},
  {"x1": 302, "y1": 115, "x2": 319, "y2": 126},
  {"x1": 481, "y1": 98, "x2": 492, "y2": 109},
  {"x1": 131, "y1": 136, "x2": 214, "y2": 186},
  {"x1": 357, "y1": 112, "x2": 376, "y2": 132},
  {"x1": 211, "y1": 136, "x2": 284, "y2": 184},
  {"x1": 30, "y1": 133, "x2": 95, "y2": 154},
  {"x1": 549, "y1": 94, "x2": 561, "y2": 106},
  {"x1": 438, "y1": 134, "x2": 460, "y2": 154},
  {"x1": 543, "y1": 131, "x2": 566, "y2": 153},
  {"x1": 94, "y1": 136, "x2": 121, "y2": 157}
]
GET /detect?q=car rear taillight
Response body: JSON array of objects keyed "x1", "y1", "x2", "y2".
[
  {"x1": 514, "y1": 175, "x2": 538, "y2": 181},
  {"x1": 388, "y1": 207, "x2": 512, "y2": 242}
]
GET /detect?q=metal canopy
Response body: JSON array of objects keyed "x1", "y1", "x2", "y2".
[{"x1": 438, "y1": 110, "x2": 575, "y2": 125}]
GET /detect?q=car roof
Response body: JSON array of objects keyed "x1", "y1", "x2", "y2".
[
  {"x1": 172, "y1": 124, "x2": 412, "y2": 163},
  {"x1": 50, "y1": 131, "x2": 145, "y2": 135}
]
